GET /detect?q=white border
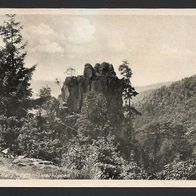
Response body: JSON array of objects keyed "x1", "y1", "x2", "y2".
[
  {"x1": 0, "y1": 8, "x2": 196, "y2": 15},
  {"x1": 0, "y1": 180, "x2": 195, "y2": 187}
]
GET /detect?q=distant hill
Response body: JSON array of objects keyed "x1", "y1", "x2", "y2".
[
  {"x1": 30, "y1": 80, "x2": 61, "y2": 98},
  {"x1": 135, "y1": 81, "x2": 173, "y2": 93},
  {"x1": 133, "y1": 75, "x2": 196, "y2": 156},
  {"x1": 133, "y1": 81, "x2": 173, "y2": 104}
]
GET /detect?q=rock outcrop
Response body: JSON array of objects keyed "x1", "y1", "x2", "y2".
[
  {"x1": 61, "y1": 62, "x2": 138, "y2": 160},
  {"x1": 61, "y1": 62, "x2": 123, "y2": 123}
]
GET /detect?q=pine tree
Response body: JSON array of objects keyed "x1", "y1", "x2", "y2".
[
  {"x1": 119, "y1": 60, "x2": 138, "y2": 107},
  {"x1": 0, "y1": 14, "x2": 36, "y2": 118}
]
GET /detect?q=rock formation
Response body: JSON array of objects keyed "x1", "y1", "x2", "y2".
[
  {"x1": 61, "y1": 62, "x2": 123, "y2": 124},
  {"x1": 61, "y1": 62, "x2": 137, "y2": 159}
]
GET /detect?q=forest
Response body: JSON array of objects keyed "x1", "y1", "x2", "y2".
[{"x1": 0, "y1": 14, "x2": 195, "y2": 180}]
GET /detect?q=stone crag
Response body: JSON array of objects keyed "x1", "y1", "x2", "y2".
[
  {"x1": 61, "y1": 62, "x2": 140, "y2": 160},
  {"x1": 61, "y1": 62, "x2": 124, "y2": 124}
]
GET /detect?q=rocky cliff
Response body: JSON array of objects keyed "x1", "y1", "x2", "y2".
[
  {"x1": 61, "y1": 62, "x2": 141, "y2": 160},
  {"x1": 61, "y1": 62, "x2": 124, "y2": 124}
]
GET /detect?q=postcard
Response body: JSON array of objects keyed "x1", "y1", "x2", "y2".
[{"x1": 0, "y1": 8, "x2": 195, "y2": 187}]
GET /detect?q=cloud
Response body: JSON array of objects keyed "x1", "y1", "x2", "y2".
[
  {"x1": 68, "y1": 18, "x2": 95, "y2": 44},
  {"x1": 28, "y1": 23, "x2": 55, "y2": 37},
  {"x1": 23, "y1": 22, "x2": 64, "y2": 54},
  {"x1": 17, "y1": 14, "x2": 196, "y2": 86},
  {"x1": 32, "y1": 39, "x2": 64, "y2": 54}
]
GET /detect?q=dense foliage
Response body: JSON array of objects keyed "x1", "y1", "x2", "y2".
[
  {"x1": 134, "y1": 75, "x2": 196, "y2": 133},
  {"x1": 134, "y1": 75, "x2": 196, "y2": 174},
  {"x1": 156, "y1": 159, "x2": 196, "y2": 180},
  {"x1": 17, "y1": 87, "x2": 71, "y2": 163}
]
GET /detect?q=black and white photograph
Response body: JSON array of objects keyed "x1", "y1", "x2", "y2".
[{"x1": 0, "y1": 9, "x2": 195, "y2": 182}]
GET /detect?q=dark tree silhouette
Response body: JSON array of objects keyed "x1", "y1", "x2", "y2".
[
  {"x1": 119, "y1": 60, "x2": 138, "y2": 107},
  {"x1": 0, "y1": 14, "x2": 36, "y2": 117}
]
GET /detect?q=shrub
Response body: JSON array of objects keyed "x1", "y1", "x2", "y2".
[{"x1": 156, "y1": 159, "x2": 196, "y2": 180}]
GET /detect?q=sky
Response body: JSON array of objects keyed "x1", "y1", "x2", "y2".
[{"x1": 0, "y1": 9, "x2": 196, "y2": 86}]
